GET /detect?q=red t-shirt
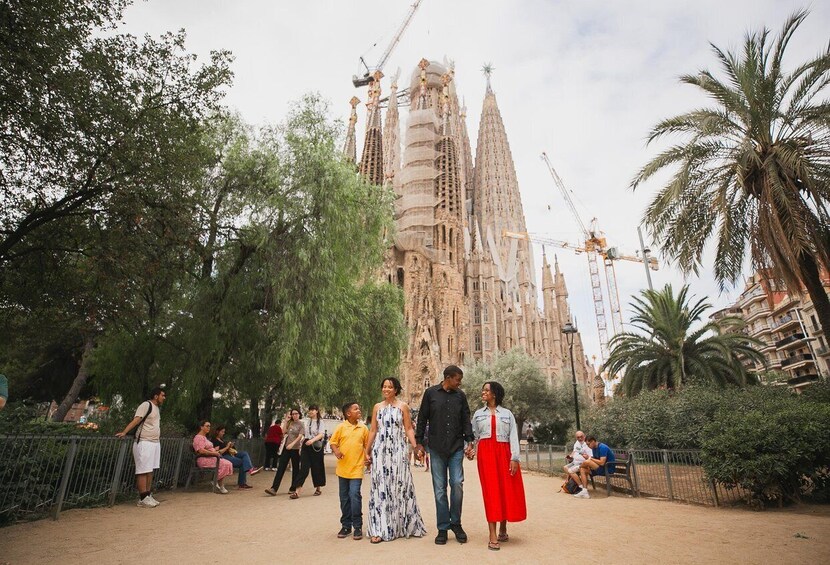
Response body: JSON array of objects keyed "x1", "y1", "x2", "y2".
[{"x1": 264, "y1": 424, "x2": 283, "y2": 444}]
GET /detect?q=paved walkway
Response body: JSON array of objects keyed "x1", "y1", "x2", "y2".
[{"x1": 1, "y1": 456, "x2": 828, "y2": 564}]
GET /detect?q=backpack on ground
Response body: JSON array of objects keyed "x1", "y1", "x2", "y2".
[{"x1": 561, "y1": 477, "x2": 581, "y2": 494}]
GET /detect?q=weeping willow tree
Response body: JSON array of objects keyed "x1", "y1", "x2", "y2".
[
  {"x1": 93, "y1": 96, "x2": 404, "y2": 422},
  {"x1": 604, "y1": 285, "x2": 764, "y2": 396},
  {"x1": 632, "y1": 9, "x2": 830, "y2": 346}
]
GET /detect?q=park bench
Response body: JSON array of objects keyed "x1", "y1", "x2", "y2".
[
  {"x1": 184, "y1": 450, "x2": 220, "y2": 490},
  {"x1": 590, "y1": 450, "x2": 635, "y2": 496}
]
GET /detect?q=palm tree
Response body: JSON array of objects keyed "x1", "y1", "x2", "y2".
[
  {"x1": 604, "y1": 285, "x2": 764, "y2": 396},
  {"x1": 632, "y1": 10, "x2": 830, "y2": 346}
]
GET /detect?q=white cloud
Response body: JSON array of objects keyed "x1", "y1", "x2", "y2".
[{"x1": 119, "y1": 0, "x2": 830, "y2": 363}]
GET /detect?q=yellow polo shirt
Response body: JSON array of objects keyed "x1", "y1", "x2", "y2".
[{"x1": 330, "y1": 420, "x2": 368, "y2": 479}]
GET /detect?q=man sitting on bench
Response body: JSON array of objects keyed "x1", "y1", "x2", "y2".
[{"x1": 574, "y1": 435, "x2": 616, "y2": 499}]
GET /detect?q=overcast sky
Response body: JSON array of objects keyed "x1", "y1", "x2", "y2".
[{"x1": 120, "y1": 0, "x2": 829, "y2": 365}]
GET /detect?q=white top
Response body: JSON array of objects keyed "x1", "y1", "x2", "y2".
[
  {"x1": 134, "y1": 401, "x2": 160, "y2": 443},
  {"x1": 570, "y1": 440, "x2": 592, "y2": 464}
]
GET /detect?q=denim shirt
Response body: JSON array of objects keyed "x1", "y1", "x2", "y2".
[{"x1": 472, "y1": 406, "x2": 521, "y2": 462}]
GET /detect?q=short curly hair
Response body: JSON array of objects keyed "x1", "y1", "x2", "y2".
[{"x1": 483, "y1": 381, "x2": 505, "y2": 405}]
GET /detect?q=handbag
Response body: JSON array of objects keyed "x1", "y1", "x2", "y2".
[{"x1": 312, "y1": 439, "x2": 323, "y2": 452}]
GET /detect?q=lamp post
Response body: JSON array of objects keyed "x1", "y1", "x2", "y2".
[{"x1": 562, "y1": 321, "x2": 581, "y2": 430}]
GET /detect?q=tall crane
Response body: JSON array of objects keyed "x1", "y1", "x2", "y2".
[
  {"x1": 503, "y1": 230, "x2": 657, "y2": 361},
  {"x1": 536, "y1": 152, "x2": 658, "y2": 362},
  {"x1": 353, "y1": 0, "x2": 423, "y2": 88}
]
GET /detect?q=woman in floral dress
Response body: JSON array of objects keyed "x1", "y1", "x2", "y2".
[{"x1": 365, "y1": 377, "x2": 427, "y2": 544}]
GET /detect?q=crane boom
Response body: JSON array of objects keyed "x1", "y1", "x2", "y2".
[
  {"x1": 353, "y1": 1, "x2": 423, "y2": 88},
  {"x1": 541, "y1": 152, "x2": 589, "y2": 238}
]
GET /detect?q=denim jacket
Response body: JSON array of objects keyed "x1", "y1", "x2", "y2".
[{"x1": 472, "y1": 406, "x2": 521, "y2": 461}]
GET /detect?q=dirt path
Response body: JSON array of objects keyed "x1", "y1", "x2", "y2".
[{"x1": 1, "y1": 456, "x2": 828, "y2": 564}]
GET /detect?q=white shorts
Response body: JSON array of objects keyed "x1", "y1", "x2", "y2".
[
  {"x1": 133, "y1": 441, "x2": 161, "y2": 474},
  {"x1": 566, "y1": 461, "x2": 583, "y2": 473}
]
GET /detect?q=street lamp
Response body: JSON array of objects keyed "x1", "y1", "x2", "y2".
[{"x1": 562, "y1": 321, "x2": 581, "y2": 430}]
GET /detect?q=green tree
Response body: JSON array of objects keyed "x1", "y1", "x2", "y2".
[
  {"x1": 463, "y1": 349, "x2": 573, "y2": 435},
  {"x1": 0, "y1": 0, "x2": 232, "y2": 263},
  {"x1": 604, "y1": 284, "x2": 764, "y2": 396},
  {"x1": 632, "y1": 9, "x2": 830, "y2": 346}
]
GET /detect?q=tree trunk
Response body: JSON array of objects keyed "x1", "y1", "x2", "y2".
[
  {"x1": 195, "y1": 382, "x2": 214, "y2": 422},
  {"x1": 249, "y1": 395, "x2": 261, "y2": 437},
  {"x1": 51, "y1": 334, "x2": 94, "y2": 422},
  {"x1": 799, "y1": 254, "x2": 830, "y2": 347}
]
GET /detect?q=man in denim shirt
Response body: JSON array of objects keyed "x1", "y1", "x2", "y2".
[{"x1": 415, "y1": 365, "x2": 474, "y2": 545}]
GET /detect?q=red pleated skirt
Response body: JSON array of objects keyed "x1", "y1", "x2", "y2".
[{"x1": 477, "y1": 416, "x2": 527, "y2": 523}]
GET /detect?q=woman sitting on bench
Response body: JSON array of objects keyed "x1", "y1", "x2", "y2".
[
  {"x1": 193, "y1": 420, "x2": 233, "y2": 494},
  {"x1": 211, "y1": 425, "x2": 262, "y2": 489}
]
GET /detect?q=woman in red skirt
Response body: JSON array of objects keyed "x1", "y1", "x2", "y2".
[{"x1": 470, "y1": 381, "x2": 527, "y2": 551}]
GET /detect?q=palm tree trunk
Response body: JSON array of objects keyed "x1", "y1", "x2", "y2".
[
  {"x1": 799, "y1": 254, "x2": 830, "y2": 347},
  {"x1": 51, "y1": 334, "x2": 94, "y2": 422}
]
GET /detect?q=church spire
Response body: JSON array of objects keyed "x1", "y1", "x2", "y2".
[
  {"x1": 359, "y1": 70, "x2": 384, "y2": 185},
  {"x1": 382, "y1": 69, "x2": 402, "y2": 189},
  {"x1": 473, "y1": 65, "x2": 531, "y2": 275},
  {"x1": 343, "y1": 96, "x2": 359, "y2": 163}
]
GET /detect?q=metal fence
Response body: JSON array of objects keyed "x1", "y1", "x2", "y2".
[
  {"x1": 520, "y1": 443, "x2": 746, "y2": 507},
  {"x1": 0, "y1": 435, "x2": 270, "y2": 526}
]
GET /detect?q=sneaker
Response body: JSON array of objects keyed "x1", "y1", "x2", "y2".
[
  {"x1": 574, "y1": 488, "x2": 590, "y2": 499},
  {"x1": 214, "y1": 484, "x2": 228, "y2": 494},
  {"x1": 337, "y1": 527, "x2": 351, "y2": 539},
  {"x1": 353, "y1": 528, "x2": 363, "y2": 540},
  {"x1": 264, "y1": 487, "x2": 277, "y2": 496},
  {"x1": 137, "y1": 497, "x2": 156, "y2": 508},
  {"x1": 434, "y1": 530, "x2": 448, "y2": 545},
  {"x1": 249, "y1": 466, "x2": 263, "y2": 476},
  {"x1": 146, "y1": 494, "x2": 161, "y2": 507},
  {"x1": 238, "y1": 484, "x2": 253, "y2": 489},
  {"x1": 450, "y1": 524, "x2": 468, "y2": 543}
]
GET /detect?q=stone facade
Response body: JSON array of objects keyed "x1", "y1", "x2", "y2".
[{"x1": 349, "y1": 59, "x2": 595, "y2": 405}]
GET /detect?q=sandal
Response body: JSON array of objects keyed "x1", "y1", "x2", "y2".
[
  {"x1": 498, "y1": 533, "x2": 509, "y2": 542},
  {"x1": 314, "y1": 488, "x2": 322, "y2": 496},
  {"x1": 289, "y1": 492, "x2": 300, "y2": 499},
  {"x1": 488, "y1": 541, "x2": 500, "y2": 551},
  {"x1": 370, "y1": 537, "x2": 382, "y2": 544}
]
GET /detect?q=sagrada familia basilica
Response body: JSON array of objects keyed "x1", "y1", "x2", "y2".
[{"x1": 345, "y1": 59, "x2": 598, "y2": 405}]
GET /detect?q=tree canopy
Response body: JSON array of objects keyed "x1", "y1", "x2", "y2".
[
  {"x1": 632, "y1": 9, "x2": 830, "y2": 345},
  {"x1": 604, "y1": 284, "x2": 764, "y2": 396}
]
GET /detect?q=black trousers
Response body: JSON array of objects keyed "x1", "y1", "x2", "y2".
[
  {"x1": 270, "y1": 448, "x2": 301, "y2": 491},
  {"x1": 264, "y1": 442, "x2": 279, "y2": 468},
  {"x1": 297, "y1": 446, "x2": 326, "y2": 488}
]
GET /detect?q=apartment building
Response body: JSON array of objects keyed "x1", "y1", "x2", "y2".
[{"x1": 713, "y1": 272, "x2": 829, "y2": 391}]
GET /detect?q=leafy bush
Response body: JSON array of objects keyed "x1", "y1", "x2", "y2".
[{"x1": 701, "y1": 401, "x2": 830, "y2": 507}]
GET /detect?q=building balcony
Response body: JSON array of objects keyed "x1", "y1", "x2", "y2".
[
  {"x1": 775, "y1": 332, "x2": 808, "y2": 350},
  {"x1": 738, "y1": 287, "x2": 767, "y2": 308},
  {"x1": 745, "y1": 304, "x2": 772, "y2": 323},
  {"x1": 760, "y1": 341, "x2": 776, "y2": 353},
  {"x1": 750, "y1": 324, "x2": 772, "y2": 337},
  {"x1": 781, "y1": 353, "x2": 814, "y2": 370},
  {"x1": 816, "y1": 345, "x2": 830, "y2": 357},
  {"x1": 788, "y1": 373, "x2": 820, "y2": 388},
  {"x1": 772, "y1": 313, "x2": 799, "y2": 332}
]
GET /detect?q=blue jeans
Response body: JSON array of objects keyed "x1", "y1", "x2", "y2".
[
  {"x1": 429, "y1": 448, "x2": 465, "y2": 530},
  {"x1": 223, "y1": 451, "x2": 253, "y2": 485},
  {"x1": 338, "y1": 477, "x2": 363, "y2": 530}
]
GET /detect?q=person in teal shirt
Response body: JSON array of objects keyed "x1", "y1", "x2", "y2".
[{"x1": 0, "y1": 374, "x2": 8, "y2": 410}]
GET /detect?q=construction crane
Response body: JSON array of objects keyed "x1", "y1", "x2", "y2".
[
  {"x1": 534, "y1": 152, "x2": 659, "y2": 363},
  {"x1": 353, "y1": 0, "x2": 423, "y2": 88}
]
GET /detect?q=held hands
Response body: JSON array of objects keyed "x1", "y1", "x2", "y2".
[
  {"x1": 509, "y1": 460, "x2": 519, "y2": 476},
  {"x1": 464, "y1": 444, "x2": 475, "y2": 460}
]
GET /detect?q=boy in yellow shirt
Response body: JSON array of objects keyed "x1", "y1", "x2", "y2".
[{"x1": 329, "y1": 401, "x2": 369, "y2": 540}]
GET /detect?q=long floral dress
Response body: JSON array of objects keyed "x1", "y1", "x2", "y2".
[{"x1": 367, "y1": 404, "x2": 427, "y2": 541}]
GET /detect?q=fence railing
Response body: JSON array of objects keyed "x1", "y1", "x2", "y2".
[
  {"x1": 520, "y1": 443, "x2": 746, "y2": 507},
  {"x1": 0, "y1": 435, "x2": 271, "y2": 526}
]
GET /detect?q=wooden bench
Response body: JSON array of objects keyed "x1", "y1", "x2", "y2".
[
  {"x1": 590, "y1": 451, "x2": 635, "y2": 496},
  {"x1": 184, "y1": 451, "x2": 220, "y2": 490}
]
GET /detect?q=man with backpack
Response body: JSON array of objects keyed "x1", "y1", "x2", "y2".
[{"x1": 115, "y1": 386, "x2": 167, "y2": 508}]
